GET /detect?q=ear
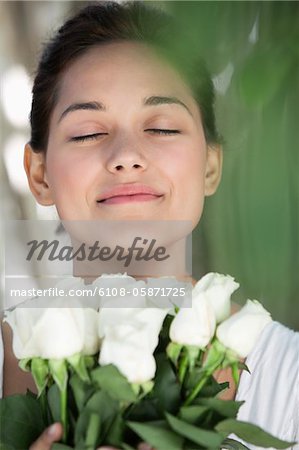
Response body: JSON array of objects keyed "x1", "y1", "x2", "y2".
[
  {"x1": 24, "y1": 143, "x2": 54, "y2": 205},
  {"x1": 204, "y1": 144, "x2": 223, "y2": 196}
]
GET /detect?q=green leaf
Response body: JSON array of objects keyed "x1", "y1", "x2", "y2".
[
  {"x1": 139, "y1": 381, "x2": 154, "y2": 397},
  {"x1": 105, "y1": 412, "x2": 125, "y2": 447},
  {"x1": 179, "y1": 405, "x2": 209, "y2": 424},
  {"x1": 166, "y1": 412, "x2": 223, "y2": 448},
  {"x1": 47, "y1": 384, "x2": 61, "y2": 423},
  {"x1": 75, "y1": 390, "x2": 118, "y2": 447},
  {"x1": 198, "y1": 398, "x2": 244, "y2": 418},
  {"x1": 221, "y1": 438, "x2": 251, "y2": 450},
  {"x1": 127, "y1": 420, "x2": 183, "y2": 450},
  {"x1": 91, "y1": 365, "x2": 137, "y2": 403},
  {"x1": 0, "y1": 443, "x2": 15, "y2": 450},
  {"x1": 197, "y1": 378, "x2": 229, "y2": 398},
  {"x1": 0, "y1": 395, "x2": 46, "y2": 449},
  {"x1": 238, "y1": 362, "x2": 250, "y2": 373},
  {"x1": 49, "y1": 359, "x2": 68, "y2": 392},
  {"x1": 125, "y1": 398, "x2": 160, "y2": 422},
  {"x1": 153, "y1": 355, "x2": 181, "y2": 414},
  {"x1": 84, "y1": 355, "x2": 97, "y2": 369},
  {"x1": 231, "y1": 362, "x2": 240, "y2": 386},
  {"x1": 69, "y1": 373, "x2": 94, "y2": 411},
  {"x1": 166, "y1": 342, "x2": 182, "y2": 365},
  {"x1": 203, "y1": 340, "x2": 226, "y2": 372},
  {"x1": 31, "y1": 358, "x2": 49, "y2": 396},
  {"x1": 18, "y1": 358, "x2": 31, "y2": 372},
  {"x1": 67, "y1": 353, "x2": 90, "y2": 383},
  {"x1": 216, "y1": 419, "x2": 296, "y2": 448}
]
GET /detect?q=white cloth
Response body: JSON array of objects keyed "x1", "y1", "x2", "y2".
[
  {"x1": 0, "y1": 320, "x2": 298, "y2": 449},
  {"x1": 236, "y1": 321, "x2": 299, "y2": 449}
]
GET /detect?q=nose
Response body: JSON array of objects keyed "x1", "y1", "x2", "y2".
[{"x1": 106, "y1": 135, "x2": 147, "y2": 174}]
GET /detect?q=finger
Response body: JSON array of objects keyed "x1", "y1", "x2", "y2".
[
  {"x1": 138, "y1": 443, "x2": 154, "y2": 450},
  {"x1": 29, "y1": 423, "x2": 63, "y2": 450},
  {"x1": 96, "y1": 447, "x2": 119, "y2": 449}
]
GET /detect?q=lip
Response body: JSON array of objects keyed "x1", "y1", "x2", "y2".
[{"x1": 97, "y1": 184, "x2": 164, "y2": 205}]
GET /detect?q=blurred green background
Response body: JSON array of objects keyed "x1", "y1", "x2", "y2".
[
  {"x1": 163, "y1": 2, "x2": 299, "y2": 330},
  {"x1": 0, "y1": 1, "x2": 298, "y2": 329}
]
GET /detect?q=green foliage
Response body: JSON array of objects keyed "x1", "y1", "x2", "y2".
[
  {"x1": 128, "y1": 420, "x2": 184, "y2": 450},
  {"x1": 164, "y1": 1, "x2": 299, "y2": 331},
  {"x1": 69, "y1": 373, "x2": 95, "y2": 412},
  {"x1": 31, "y1": 358, "x2": 49, "y2": 395},
  {"x1": 67, "y1": 353, "x2": 90, "y2": 383},
  {"x1": 0, "y1": 394, "x2": 46, "y2": 449},
  {"x1": 0, "y1": 341, "x2": 295, "y2": 450},
  {"x1": 91, "y1": 364, "x2": 137, "y2": 403},
  {"x1": 166, "y1": 413, "x2": 223, "y2": 448},
  {"x1": 47, "y1": 384, "x2": 62, "y2": 423},
  {"x1": 197, "y1": 398, "x2": 244, "y2": 418},
  {"x1": 216, "y1": 420, "x2": 295, "y2": 449},
  {"x1": 221, "y1": 438, "x2": 250, "y2": 450},
  {"x1": 49, "y1": 359, "x2": 68, "y2": 392},
  {"x1": 152, "y1": 354, "x2": 181, "y2": 414}
]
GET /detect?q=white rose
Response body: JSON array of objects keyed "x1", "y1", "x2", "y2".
[
  {"x1": 93, "y1": 273, "x2": 147, "y2": 308},
  {"x1": 4, "y1": 301, "x2": 100, "y2": 360},
  {"x1": 54, "y1": 277, "x2": 101, "y2": 310},
  {"x1": 216, "y1": 299, "x2": 272, "y2": 358},
  {"x1": 93, "y1": 273, "x2": 138, "y2": 292},
  {"x1": 99, "y1": 324, "x2": 157, "y2": 383},
  {"x1": 169, "y1": 294, "x2": 216, "y2": 348},
  {"x1": 146, "y1": 277, "x2": 192, "y2": 311},
  {"x1": 194, "y1": 273, "x2": 240, "y2": 323},
  {"x1": 98, "y1": 307, "x2": 168, "y2": 383}
]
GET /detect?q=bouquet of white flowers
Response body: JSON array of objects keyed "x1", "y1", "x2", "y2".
[{"x1": 0, "y1": 273, "x2": 294, "y2": 450}]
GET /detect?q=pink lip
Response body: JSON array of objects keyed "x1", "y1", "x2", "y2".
[{"x1": 97, "y1": 184, "x2": 163, "y2": 205}]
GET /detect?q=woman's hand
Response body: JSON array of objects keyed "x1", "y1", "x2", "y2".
[
  {"x1": 28, "y1": 424, "x2": 152, "y2": 450},
  {"x1": 29, "y1": 423, "x2": 63, "y2": 449}
]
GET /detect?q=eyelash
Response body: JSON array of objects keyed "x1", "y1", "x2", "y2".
[
  {"x1": 71, "y1": 133, "x2": 107, "y2": 142},
  {"x1": 71, "y1": 129, "x2": 181, "y2": 142},
  {"x1": 145, "y1": 128, "x2": 181, "y2": 135}
]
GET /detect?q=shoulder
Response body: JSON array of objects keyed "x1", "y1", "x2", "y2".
[{"x1": 236, "y1": 321, "x2": 299, "y2": 447}]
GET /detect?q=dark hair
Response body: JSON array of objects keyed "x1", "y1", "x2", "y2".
[{"x1": 29, "y1": 1, "x2": 220, "y2": 152}]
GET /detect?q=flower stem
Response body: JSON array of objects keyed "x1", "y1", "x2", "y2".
[
  {"x1": 60, "y1": 386, "x2": 68, "y2": 443},
  {"x1": 178, "y1": 352, "x2": 189, "y2": 384},
  {"x1": 184, "y1": 371, "x2": 210, "y2": 406}
]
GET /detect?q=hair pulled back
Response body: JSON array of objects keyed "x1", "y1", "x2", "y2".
[{"x1": 30, "y1": 1, "x2": 219, "y2": 152}]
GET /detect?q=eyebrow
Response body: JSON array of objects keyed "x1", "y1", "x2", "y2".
[
  {"x1": 144, "y1": 96, "x2": 193, "y2": 116},
  {"x1": 58, "y1": 95, "x2": 192, "y2": 123},
  {"x1": 58, "y1": 101, "x2": 106, "y2": 123}
]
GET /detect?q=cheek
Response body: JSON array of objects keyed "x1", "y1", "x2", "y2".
[
  {"x1": 165, "y1": 141, "x2": 206, "y2": 194},
  {"x1": 45, "y1": 149, "x2": 94, "y2": 210},
  {"x1": 163, "y1": 140, "x2": 206, "y2": 223}
]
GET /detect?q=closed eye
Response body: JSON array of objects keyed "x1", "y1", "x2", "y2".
[
  {"x1": 145, "y1": 128, "x2": 181, "y2": 135},
  {"x1": 70, "y1": 132, "x2": 108, "y2": 142}
]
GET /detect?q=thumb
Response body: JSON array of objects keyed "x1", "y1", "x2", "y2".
[{"x1": 29, "y1": 423, "x2": 63, "y2": 449}]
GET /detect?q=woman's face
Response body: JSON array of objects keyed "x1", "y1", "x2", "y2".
[{"x1": 27, "y1": 42, "x2": 222, "y2": 228}]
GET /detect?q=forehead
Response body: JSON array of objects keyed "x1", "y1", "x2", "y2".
[{"x1": 55, "y1": 41, "x2": 200, "y2": 116}]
